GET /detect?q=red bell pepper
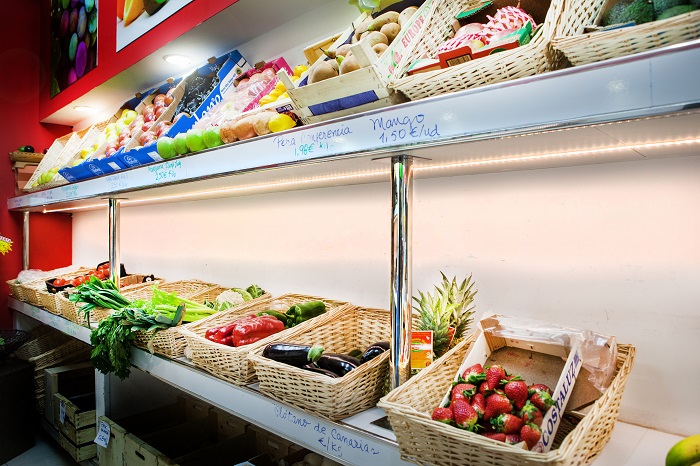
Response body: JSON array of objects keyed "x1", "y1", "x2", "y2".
[{"x1": 231, "y1": 315, "x2": 285, "y2": 347}]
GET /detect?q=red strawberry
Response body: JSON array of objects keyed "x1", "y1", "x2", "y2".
[
  {"x1": 483, "y1": 392, "x2": 512, "y2": 421},
  {"x1": 519, "y1": 401, "x2": 543, "y2": 426},
  {"x1": 530, "y1": 391, "x2": 554, "y2": 412},
  {"x1": 471, "y1": 393, "x2": 486, "y2": 418},
  {"x1": 505, "y1": 434, "x2": 522, "y2": 445},
  {"x1": 461, "y1": 363, "x2": 486, "y2": 384},
  {"x1": 485, "y1": 365, "x2": 507, "y2": 390},
  {"x1": 504, "y1": 380, "x2": 529, "y2": 410},
  {"x1": 431, "y1": 406, "x2": 453, "y2": 424},
  {"x1": 490, "y1": 413, "x2": 524, "y2": 434},
  {"x1": 451, "y1": 383, "x2": 477, "y2": 404},
  {"x1": 529, "y1": 383, "x2": 553, "y2": 396},
  {"x1": 521, "y1": 423, "x2": 542, "y2": 450},
  {"x1": 452, "y1": 399, "x2": 479, "y2": 431},
  {"x1": 478, "y1": 381, "x2": 492, "y2": 397},
  {"x1": 482, "y1": 432, "x2": 506, "y2": 442}
]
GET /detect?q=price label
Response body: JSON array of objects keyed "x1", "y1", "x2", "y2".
[
  {"x1": 94, "y1": 420, "x2": 111, "y2": 448},
  {"x1": 59, "y1": 399, "x2": 66, "y2": 424}
]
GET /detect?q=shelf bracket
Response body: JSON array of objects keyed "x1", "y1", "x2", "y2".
[
  {"x1": 108, "y1": 199, "x2": 121, "y2": 286},
  {"x1": 390, "y1": 155, "x2": 413, "y2": 389},
  {"x1": 22, "y1": 212, "x2": 29, "y2": 270}
]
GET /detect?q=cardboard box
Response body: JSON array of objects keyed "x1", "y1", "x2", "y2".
[
  {"x1": 444, "y1": 315, "x2": 585, "y2": 452},
  {"x1": 115, "y1": 50, "x2": 250, "y2": 169}
]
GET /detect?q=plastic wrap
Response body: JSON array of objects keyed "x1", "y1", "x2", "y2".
[
  {"x1": 481, "y1": 314, "x2": 617, "y2": 392},
  {"x1": 16, "y1": 265, "x2": 81, "y2": 284}
]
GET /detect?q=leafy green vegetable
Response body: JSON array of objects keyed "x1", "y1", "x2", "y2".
[
  {"x1": 70, "y1": 277, "x2": 132, "y2": 324},
  {"x1": 246, "y1": 284, "x2": 265, "y2": 299},
  {"x1": 0, "y1": 336, "x2": 5, "y2": 346}
]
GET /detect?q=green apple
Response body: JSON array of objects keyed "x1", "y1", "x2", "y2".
[
  {"x1": 173, "y1": 133, "x2": 190, "y2": 155},
  {"x1": 185, "y1": 129, "x2": 206, "y2": 152},
  {"x1": 115, "y1": 118, "x2": 128, "y2": 133},
  {"x1": 122, "y1": 109, "x2": 138, "y2": 125},
  {"x1": 202, "y1": 126, "x2": 223, "y2": 149},
  {"x1": 157, "y1": 137, "x2": 177, "y2": 160}
]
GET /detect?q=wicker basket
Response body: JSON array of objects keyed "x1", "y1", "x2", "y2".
[
  {"x1": 378, "y1": 338, "x2": 636, "y2": 466},
  {"x1": 552, "y1": 10, "x2": 700, "y2": 66},
  {"x1": 390, "y1": 0, "x2": 566, "y2": 101},
  {"x1": 21, "y1": 268, "x2": 90, "y2": 307},
  {"x1": 6, "y1": 279, "x2": 26, "y2": 301},
  {"x1": 250, "y1": 307, "x2": 391, "y2": 420},
  {"x1": 180, "y1": 294, "x2": 353, "y2": 386},
  {"x1": 24, "y1": 131, "x2": 84, "y2": 192},
  {"x1": 33, "y1": 268, "x2": 94, "y2": 313}
]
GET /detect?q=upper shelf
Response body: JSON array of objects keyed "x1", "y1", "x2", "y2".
[{"x1": 11, "y1": 40, "x2": 700, "y2": 212}]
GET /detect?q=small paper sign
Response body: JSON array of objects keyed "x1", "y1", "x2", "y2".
[
  {"x1": 410, "y1": 330, "x2": 434, "y2": 370},
  {"x1": 59, "y1": 399, "x2": 66, "y2": 424},
  {"x1": 94, "y1": 420, "x2": 111, "y2": 448}
]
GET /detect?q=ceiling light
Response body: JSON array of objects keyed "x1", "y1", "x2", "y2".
[
  {"x1": 73, "y1": 105, "x2": 96, "y2": 113},
  {"x1": 163, "y1": 54, "x2": 191, "y2": 66}
]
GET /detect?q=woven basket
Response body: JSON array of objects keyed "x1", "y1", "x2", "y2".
[
  {"x1": 390, "y1": 0, "x2": 566, "y2": 101},
  {"x1": 33, "y1": 268, "x2": 93, "y2": 313},
  {"x1": 552, "y1": 10, "x2": 700, "y2": 66},
  {"x1": 250, "y1": 307, "x2": 391, "y2": 420},
  {"x1": 180, "y1": 294, "x2": 353, "y2": 386},
  {"x1": 58, "y1": 275, "x2": 165, "y2": 327},
  {"x1": 6, "y1": 279, "x2": 25, "y2": 301},
  {"x1": 378, "y1": 338, "x2": 636, "y2": 466},
  {"x1": 25, "y1": 131, "x2": 84, "y2": 192},
  {"x1": 21, "y1": 267, "x2": 90, "y2": 307}
]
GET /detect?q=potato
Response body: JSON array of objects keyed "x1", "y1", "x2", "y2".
[
  {"x1": 368, "y1": 11, "x2": 399, "y2": 31},
  {"x1": 339, "y1": 54, "x2": 360, "y2": 74},
  {"x1": 380, "y1": 22, "x2": 401, "y2": 44},
  {"x1": 363, "y1": 31, "x2": 389, "y2": 48},
  {"x1": 398, "y1": 6, "x2": 418, "y2": 28},
  {"x1": 308, "y1": 60, "x2": 338, "y2": 84},
  {"x1": 372, "y1": 43, "x2": 388, "y2": 57}
]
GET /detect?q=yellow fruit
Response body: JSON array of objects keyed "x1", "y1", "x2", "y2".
[
  {"x1": 268, "y1": 114, "x2": 296, "y2": 133},
  {"x1": 279, "y1": 92, "x2": 289, "y2": 100},
  {"x1": 123, "y1": 0, "x2": 144, "y2": 26},
  {"x1": 293, "y1": 65, "x2": 308, "y2": 77},
  {"x1": 80, "y1": 147, "x2": 92, "y2": 159},
  {"x1": 291, "y1": 75, "x2": 300, "y2": 82},
  {"x1": 274, "y1": 81, "x2": 286, "y2": 92},
  {"x1": 666, "y1": 434, "x2": 700, "y2": 466},
  {"x1": 258, "y1": 95, "x2": 275, "y2": 106},
  {"x1": 268, "y1": 89, "x2": 283, "y2": 99}
]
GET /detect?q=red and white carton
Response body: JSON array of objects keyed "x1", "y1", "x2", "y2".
[{"x1": 442, "y1": 314, "x2": 584, "y2": 452}]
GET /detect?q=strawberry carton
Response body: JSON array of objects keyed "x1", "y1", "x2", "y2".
[{"x1": 439, "y1": 314, "x2": 611, "y2": 452}]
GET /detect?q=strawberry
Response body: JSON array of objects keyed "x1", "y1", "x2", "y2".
[
  {"x1": 485, "y1": 365, "x2": 507, "y2": 391},
  {"x1": 491, "y1": 413, "x2": 524, "y2": 434},
  {"x1": 521, "y1": 423, "x2": 542, "y2": 450},
  {"x1": 505, "y1": 434, "x2": 522, "y2": 445},
  {"x1": 451, "y1": 383, "x2": 477, "y2": 404},
  {"x1": 461, "y1": 363, "x2": 486, "y2": 384},
  {"x1": 471, "y1": 393, "x2": 486, "y2": 418},
  {"x1": 482, "y1": 432, "x2": 506, "y2": 442},
  {"x1": 519, "y1": 401, "x2": 543, "y2": 426},
  {"x1": 504, "y1": 380, "x2": 529, "y2": 410},
  {"x1": 483, "y1": 392, "x2": 512, "y2": 421},
  {"x1": 530, "y1": 391, "x2": 554, "y2": 412},
  {"x1": 431, "y1": 406, "x2": 453, "y2": 424},
  {"x1": 452, "y1": 399, "x2": 479, "y2": 431},
  {"x1": 478, "y1": 381, "x2": 492, "y2": 397},
  {"x1": 529, "y1": 383, "x2": 553, "y2": 396}
]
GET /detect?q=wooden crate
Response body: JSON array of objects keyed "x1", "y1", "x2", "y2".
[
  {"x1": 43, "y1": 362, "x2": 94, "y2": 426},
  {"x1": 54, "y1": 392, "x2": 97, "y2": 462},
  {"x1": 279, "y1": 0, "x2": 429, "y2": 124}
]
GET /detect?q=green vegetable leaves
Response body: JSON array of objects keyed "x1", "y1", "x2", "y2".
[
  {"x1": 246, "y1": 284, "x2": 265, "y2": 299},
  {"x1": 348, "y1": 0, "x2": 380, "y2": 13}
]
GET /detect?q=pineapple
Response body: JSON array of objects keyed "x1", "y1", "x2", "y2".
[{"x1": 413, "y1": 272, "x2": 478, "y2": 359}]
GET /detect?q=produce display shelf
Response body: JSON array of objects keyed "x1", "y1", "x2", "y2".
[
  {"x1": 8, "y1": 41, "x2": 700, "y2": 213},
  {"x1": 9, "y1": 297, "x2": 411, "y2": 466}
]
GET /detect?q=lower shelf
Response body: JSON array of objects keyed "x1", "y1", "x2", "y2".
[{"x1": 10, "y1": 297, "x2": 681, "y2": 466}]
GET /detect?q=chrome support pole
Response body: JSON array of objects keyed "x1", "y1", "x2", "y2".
[
  {"x1": 390, "y1": 155, "x2": 413, "y2": 389},
  {"x1": 22, "y1": 212, "x2": 29, "y2": 270},
  {"x1": 108, "y1": 199, "x2": 121, "y2": 286}
]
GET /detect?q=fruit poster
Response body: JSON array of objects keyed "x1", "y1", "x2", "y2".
[
  {"x1": 50, "y1": 0, "x2": 98, "y2": 98},
  {"x1": 117, "y1": 0, "x2": 194, "y2": 51}
]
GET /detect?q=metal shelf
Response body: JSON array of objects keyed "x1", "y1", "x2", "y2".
[
  {"x1": 9, "y1": 41, "x2": 700, "y2": 213},
  {"x1": 9, "y1": 298, "x2": 410, "y2": 466}
]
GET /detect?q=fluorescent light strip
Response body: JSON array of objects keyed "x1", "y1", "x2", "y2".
[{"x1": 40, "y1": 137, "x2": 700, "y2": 213}]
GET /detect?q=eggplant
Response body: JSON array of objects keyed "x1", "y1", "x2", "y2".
[
  {"x1": 316, "y1": 353, "x2": 360, "y2": 377},
  {"x1": 373, "y1": 341, "x2": 390, "y2": 351},
  {"x1": 301, "y1": 365, "x2": 339, "y2": 378},
  {"x1": 262, "y1": 343, "x2": 324, "y2": 367},
  {"x1": 361, "y1": 345, "x2": 386, "y2": 364}
]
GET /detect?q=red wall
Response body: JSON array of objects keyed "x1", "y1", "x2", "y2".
[
  {"x1": 40, "y1": 0, "x2": 239, "y2": 120},
  {"x1": 0, "y1": 1, "x2": 73, "y2": 327}
]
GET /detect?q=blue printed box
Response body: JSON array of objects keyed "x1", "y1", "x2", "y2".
[{"x1": 443, "y1": 315, "x2": 590, "y2": 453}]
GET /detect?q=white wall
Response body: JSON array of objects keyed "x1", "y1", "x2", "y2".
[{"x1": 72, "y1": 155, "x2": 700, "y2": 436}]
